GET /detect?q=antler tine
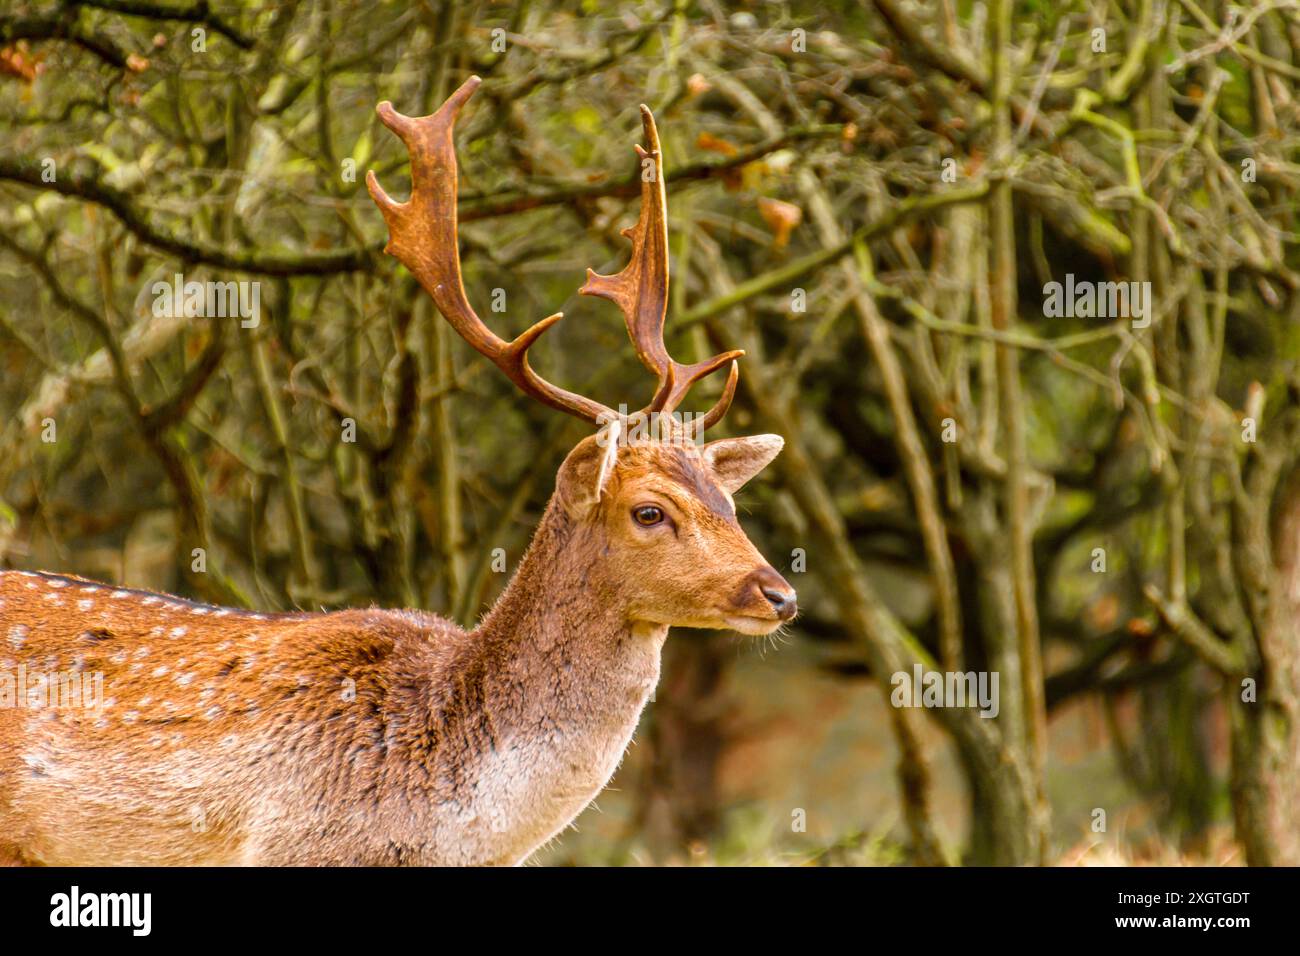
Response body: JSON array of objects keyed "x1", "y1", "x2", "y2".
[
  {"x1": 366, "y1": 76, "x2": 614, "y2": 425},
  {"x1": 579, "y1": 105, "x2": 743, "y2": 421},
  {"x1": 699, "y1": 359, "x2": 739, "y2": 431}
]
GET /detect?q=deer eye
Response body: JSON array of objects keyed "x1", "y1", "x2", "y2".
[{"x1": 632, "y1": 505, "x2": 665, "y2": 527}]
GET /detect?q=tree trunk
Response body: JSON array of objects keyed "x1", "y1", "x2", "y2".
[
  {"x1": 629, "y1": 640, "x2": 728, "y2": 861},
  {"x1": 1232, "y1": 470, "x2": 1300, "y2": 864}
]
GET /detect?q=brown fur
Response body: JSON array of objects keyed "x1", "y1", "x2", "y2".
[{"x1": 0, "y1": 436, "x2": 792, "y2": 865}]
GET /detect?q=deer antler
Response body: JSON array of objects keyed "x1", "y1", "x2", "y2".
[
  {"x1": 366, "y1": 75, "x2": 741, "y2": 431},
  {"x1": 580, "y1": 104, "x2": 742, "y2": 429},
  {"x1": 366, "y1": 77, "x2": 610, "y2": 424}
]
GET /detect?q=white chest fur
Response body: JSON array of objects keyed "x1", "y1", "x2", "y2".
[{"x1": 447, "y1": 623, "x2": 666, "y2": 865}]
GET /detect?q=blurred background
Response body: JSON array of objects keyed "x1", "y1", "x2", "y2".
[{"x1": 3, "y1": 0, "x2": 1300, "y2": 865}]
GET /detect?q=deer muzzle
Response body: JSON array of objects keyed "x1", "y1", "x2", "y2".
[{"x1": 745, "y1": 565, "x2": 798, "y2": 621}]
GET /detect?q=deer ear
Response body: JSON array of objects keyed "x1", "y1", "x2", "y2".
[
  {"x1": 556, "y1": 424, "x2": 622, "y2": 517},
  {"x1": 703, "y1": 434, "x2": 784, "y2": 494}
]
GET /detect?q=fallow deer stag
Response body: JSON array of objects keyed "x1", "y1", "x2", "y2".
[{"x1": 0, "y1": 75, "x2": 795, "y2": 866}]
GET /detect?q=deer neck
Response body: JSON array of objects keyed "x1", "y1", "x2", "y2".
[
  {"x1": 474, "y1": 497, "x2": 666, "y2": 721},
  {"x1": 435, "y1": 498, "x2": 664, "y2": 861}
]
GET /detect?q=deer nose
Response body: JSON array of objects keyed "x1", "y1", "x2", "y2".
[
  {"x1": 762, "y1": 586, "x2": 797, "y2": 619},
  {"x1": 752, "y1": 567, "x2": 797, "y2": 621}
]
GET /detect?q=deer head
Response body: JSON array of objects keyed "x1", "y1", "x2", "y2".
[{"x1": 367, "y1": 76, "x2": 796, "y2": 634}]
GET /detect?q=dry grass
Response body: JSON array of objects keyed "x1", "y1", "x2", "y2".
[{"x1": 1056, "y1": 827, "x2": 1242, "y2": 867}]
